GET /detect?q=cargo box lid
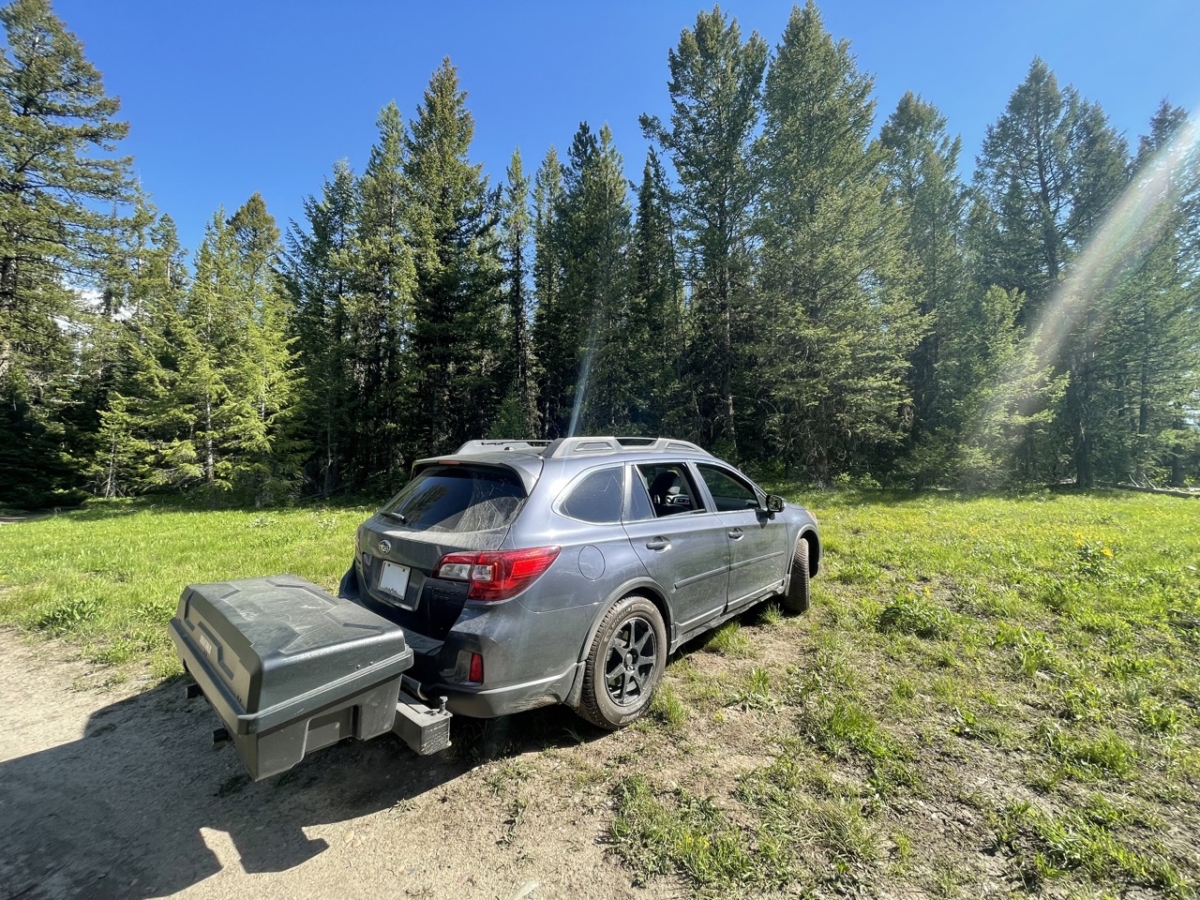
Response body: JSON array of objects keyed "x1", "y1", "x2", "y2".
[{"x1": 170, "y1": 574, "x2": 413, "y2": 734}]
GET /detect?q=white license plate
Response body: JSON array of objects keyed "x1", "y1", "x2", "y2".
[{"x1": 378, "y1": 560, "x2": 412, "y2": 604}]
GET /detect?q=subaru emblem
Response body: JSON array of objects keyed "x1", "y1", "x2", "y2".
[{"x1": 379, "y1": 539, "x2": 392, "y2": 554}]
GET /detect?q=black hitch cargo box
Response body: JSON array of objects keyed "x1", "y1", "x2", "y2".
[{"x1": 169, "y1": 574, "x2": 414, "y2": 781}]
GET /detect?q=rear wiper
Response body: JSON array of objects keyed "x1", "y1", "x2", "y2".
[{"x1": 381, "y1": 510, "x2": 407, "y2": 525}]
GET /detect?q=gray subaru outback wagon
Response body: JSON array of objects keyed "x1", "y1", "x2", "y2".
[{"x1": 339, "y1": 436, "x2": 820, "y2": 730}]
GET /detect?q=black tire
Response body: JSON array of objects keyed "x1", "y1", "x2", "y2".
[
  {"x1": 577, "y1": 595, "x2": 667, "y2": 731},
  {"x1": 783, "y1": 537, "x2": 811, "y2": 614}
]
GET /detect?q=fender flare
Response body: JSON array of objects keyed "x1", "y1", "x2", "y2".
[{"x1": 563, "y1": 576, "x2": 672, "y2": 708}]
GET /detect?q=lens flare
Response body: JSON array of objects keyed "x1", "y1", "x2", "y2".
[
  {"x1": 1031, "y1": 115, "x2": 1200, "y2": 367},
  {"x1": 567, "y1": 299, "x2": 603, "y2": 437},
  {"x1": 967, "y1": 113, "x2": 1200, "y2": 463}
]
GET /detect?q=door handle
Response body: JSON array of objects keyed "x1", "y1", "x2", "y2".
[
  {"x1": 727, "y1": 529, "x2": 744, "y2": 540},
  {"x1": 645, "y1": 538, "x2": 670, "y2": 551}
]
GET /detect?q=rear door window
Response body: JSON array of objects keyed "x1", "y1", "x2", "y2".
[
  {"x1": 635, "y1": 463, "x2": 707, "y2": 517},
  {"x1": 559, "y1": 467, "x2": 625, "y2": 524},
  {"x1": 380, "y1": 465, "x2": 526, "y2": 533}
]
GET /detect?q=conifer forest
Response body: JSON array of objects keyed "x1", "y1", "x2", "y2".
[{"x1": 2, "y1": 0, "x2": 1197, "y2": 509}]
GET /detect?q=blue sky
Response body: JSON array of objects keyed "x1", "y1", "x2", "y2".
[{"x1": 48, "y1": 0, "x2": 1200, "y2": 258}]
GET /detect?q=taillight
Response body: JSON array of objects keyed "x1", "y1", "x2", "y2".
[{"x1": 434, "y1": 546, "x2": 561, "y2": 601}]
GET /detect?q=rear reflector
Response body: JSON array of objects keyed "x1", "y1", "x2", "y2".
[
  {"x1": 468, "y1": 652, "x2": 484, "y2": 683},
  {"x1": 434, "y1": 546, "x2": 562, "y2": 601}
]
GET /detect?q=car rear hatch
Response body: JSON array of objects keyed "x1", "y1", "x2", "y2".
[
  {"x1": 353, "y1": 460, "x2": 536, "y2": 653},
  {"x1": 169, "y1": 574, "x2": 449, "y2": 781}
]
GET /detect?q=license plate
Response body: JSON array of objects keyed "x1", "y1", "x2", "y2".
[{"x1": 378, "y1": 560, "x2": 412, "y2": 605}]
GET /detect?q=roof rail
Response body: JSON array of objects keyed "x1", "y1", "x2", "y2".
[
  {"x1": 541, "y1": 436, "x2": 710, "y2": 458},
  {"x1": 455, "y1": 439, "x2": 552, "y2": 455}
]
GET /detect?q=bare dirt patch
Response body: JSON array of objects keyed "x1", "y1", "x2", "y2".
[{"x1": 0, "y1": 628, "x2": 680, "y2": 900}]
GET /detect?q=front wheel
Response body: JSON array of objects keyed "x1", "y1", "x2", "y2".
[
  {"x1": 783, "y1": 537, "x2": 811, "y2": 614},
  {"x1": 577, "y1": 595, "x2": 667, "y2": 730}
]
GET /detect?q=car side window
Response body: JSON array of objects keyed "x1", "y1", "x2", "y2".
[
  {"x1": 559, "y1": 466, "x2": 625, "y2": 524},
  {"x1": 635, "y1": 463, "x2": 707, "y2": 518},
  {"x1": 697, "y1": 464, "x2": 761, "y2": 513}
]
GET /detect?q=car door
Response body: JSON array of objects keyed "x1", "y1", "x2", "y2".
[
  {"x1": 622, "y1": 462, "x2": 729, "y2": 636},
  {"x1": 695, "y1": 463, "x2": 789, "y2": 613}
]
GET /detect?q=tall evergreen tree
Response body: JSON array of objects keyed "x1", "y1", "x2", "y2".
[
  {"x1": 1102, "y1": 103, "x2": 1200, "y2": 484},
  {"x1": 879, "y1": 93, "x2": 969, "y2": 460},
  {"x1": 345, "y1": 102, "x2": 417, "y2": 487},
  {"x1": 757, "y1": 1, "x2": 922, "y2": 481},
  {"x1": 492, "y1": 147, "x2": 540, "y2": 438},
  {"x1": 226, "y1": 193, "x2": 300, "y2": 503},
  {"x1": 531, "y1": 145, "x2": 571, "y2": 435},
  {"x1": 0, "y1": 0, "x2": 132, "y2": 506},
  {"x1": 89, "y1": 210, "x2": 189, "y2": 497},
  {"x1": 973, "y1": 59, "x2": 1080, "y2": 318},
  {"x1": 641, "y1": 5, "x2": 767, "y2": 455},
  {"x1": 285, "y1": 160, "x2": 357, "y2": 495},
  {"x1": 404, "y1": 59, "x2": 503, "y2": 455},
  {"x1": 974, "y1": 60, "x2": 1130, "y2": 485},
  {"x1": 562, "y1": 124, "x2": 633, "y2": 435},
  {"x1": 167, "y1": 209, "x2": 245, "y2": 495},
  {"x1": 628, "y1": 149, "x2": 684, "y2": 436}
]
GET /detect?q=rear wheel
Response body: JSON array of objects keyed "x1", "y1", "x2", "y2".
[
  {"x1": 783, "y1": 537, "x2": 811, "y2": 614},
  {"x1": 578, "y1": 595, "x2": 666, "y2": 730}
]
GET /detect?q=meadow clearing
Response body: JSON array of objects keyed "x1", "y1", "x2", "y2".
[{"x1": 1, "y1": 489, "x2": 1197, "y2": 898}]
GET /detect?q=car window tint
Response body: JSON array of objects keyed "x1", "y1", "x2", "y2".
[
  {"x1": 560, "y1": 467, "x2": 624, "y2": 524},
  {"x1": 697, "y1": 464, "x2": 760, "y2": 513},
  {"x1": 636, "y1": 463, "x2": 706, "y2": 517},
  {"x1": 626, "y1": 468, "x2": 655, "y2": 521},
  {"x1": 381, "y1": 465, "x2": 525, "y2": 533}
]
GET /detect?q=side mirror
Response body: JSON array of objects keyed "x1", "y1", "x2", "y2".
[{"x1": 765, "y1": 494, "x2": 785, "y2": 514}]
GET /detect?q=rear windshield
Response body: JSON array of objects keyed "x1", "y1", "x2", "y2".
[{"x1": 380, "y1": 465, "x2": 526, "y2": 533}]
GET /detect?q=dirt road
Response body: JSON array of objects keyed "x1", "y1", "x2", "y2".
[{"x1": 0, "y1": 630, "x2": 678, "y2": 900}]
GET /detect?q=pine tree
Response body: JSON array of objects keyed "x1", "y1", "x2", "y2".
[
  {"x1": 531, "y1": 146, "x2": 571, "y2": 435},
  {"x1": 285, "y1": 160, "x2": 357, "y2": 495},
  {"x1": 345, "y1": 103, "x2": 417, "y2": 487},
  {"x1": 226, "y1": 193, "x2": 300, "y2": 504},
  {"x1": 628, "y1": 150, "x2": 684, "y2": 436},
  {"x1": 757, "y1": 1, "x2": 922, "y2": 481},
  {"x1": 974, "y1": 60, "x2": 1131, "y2": 485},
  {"x1": 492, "y1": 148, "x2": 540, "y2": 438},
  {"x1": 1103, "y1": 103, "x2": 1200, "y2": 484},
  {"x1": 558, "y1": 123, "x2": 633, "y2": 435},
  {"x1": 404, "y1": 59, "x2": 503, "y2": 455},
  {"x1": 0, "y1": 0, "x2": 132, "y2": 506},
  {"x1": 879, "y1": 93, "x2": 969, "y2": 469},
  {"x1": 169, "y1": 210, "x2": 245, "y2": 496},
  {"x1": 973, "y1": 59, "x2": 1079, "y2": 318},
  {"x1": 88, "y1": 206, "x2": 189, "y2": 497},
  {"x1": 641, "y1": 6, "x2": 767, "y2": 454},
  {"x1": 933, "y1": 285, "x2": 1066, "y2": 488}
]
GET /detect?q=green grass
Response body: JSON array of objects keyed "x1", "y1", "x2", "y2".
[
  {"x1": 3, "y1": 488, "x2": 1200, "y2": 896},
  {"x1": 622, "y1": 487, "x2": 1200, "y2": 897},
  {"x1": 0, "y1": 498, "x2": 371, "y2": 676}
]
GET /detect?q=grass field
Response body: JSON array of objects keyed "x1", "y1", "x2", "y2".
[{"x1": 2, "y1": 489, "x2": 1199, "y2": 897}]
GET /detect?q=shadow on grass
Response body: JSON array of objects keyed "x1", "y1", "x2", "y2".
[{"x1": 0, "y1": 676, "x2": 599, "y2": 900}]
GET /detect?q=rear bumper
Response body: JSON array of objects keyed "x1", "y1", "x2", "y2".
[
  {"x1": 340, "y1": 565, "x2": 584, "y2": 718},
  {"x1": 404, "y1": 662, "x2": 583, "y2": 718}
]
